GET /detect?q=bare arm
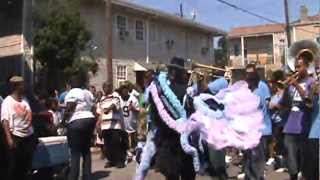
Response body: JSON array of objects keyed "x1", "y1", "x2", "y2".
[
  {"x1": 61, "y1": 102, "x2": 76, "y2": 126},
  {"x1": 2, "y1": 121, "x2": 15, "y2": 149}
]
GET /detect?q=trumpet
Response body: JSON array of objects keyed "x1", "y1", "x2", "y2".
[{"x1": 277, "y1": 72, "x2": 299, "y2": 86}]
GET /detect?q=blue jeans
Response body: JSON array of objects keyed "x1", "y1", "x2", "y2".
[
  {"x1": 244, "y1": 136, "x2": 266, "y2": 180},
  {"x1": 67, "y1": 118, "x2": 95, "y2": 180}
]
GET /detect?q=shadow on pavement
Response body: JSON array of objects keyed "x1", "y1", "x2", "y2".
[{"x1": 92, "y1": 170, "x2": 111, "y2": 180}]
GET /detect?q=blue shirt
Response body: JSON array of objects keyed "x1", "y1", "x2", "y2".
[
  {"x1": 254, "y1": 81, "x2": 272, "y2": 136},
  {"x1": 309, "y1": 95, "x2": 320, "y2": 138},
  {"x1": 59, "y1": 91, "x2": 68, "y2": 104}
]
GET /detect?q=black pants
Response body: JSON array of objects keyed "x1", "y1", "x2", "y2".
[
  {"x1": 6, "y1": 134, "x2": 37, "y2": 180},
  {"x1": 303, "y1": 139, "x2": 319, "y2": 180},
  {"x1": 286, "y1": 135, "x2": 319, "y2": 180},
  {"x1": 284, "y1": 134, "x2": 307, "y2": 179},
  {"x1": 207, "y1": 148, "x2": 228, "y2": 180},
  {"x1": 102, "y1": 129, "x2": 128, "y2": 165},
  {"x1": 244, "y1": 136, "x2": 266, "y2": 180},
  {"x1": 0, "y1": 125, "x2": 8, "y2": 177},
  {"x1": 67, "y1": 118, "x2": 96, "y2": 180}
]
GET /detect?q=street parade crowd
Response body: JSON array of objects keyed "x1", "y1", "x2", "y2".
[{"x1": 0, "y1": 47, "x2": 320, "y2": 180}]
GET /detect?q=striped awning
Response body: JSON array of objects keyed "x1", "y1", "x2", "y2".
[{"x1": 0, "y1": 35, "x2": 22, "y2": 58}]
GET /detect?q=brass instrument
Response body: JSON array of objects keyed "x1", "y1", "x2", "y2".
[
  {"x1": 287, "y1": 40, "x2": 320, "y2": 74},
  {"x1": 191, "y1": 62, "x2": 227, "y2": 72},
  {"x1": 188, "y1": 61, "x2": 231, "y2": 86},
  {"x1": 277, "y1": 71, "x2": 299, "y2": 86}
]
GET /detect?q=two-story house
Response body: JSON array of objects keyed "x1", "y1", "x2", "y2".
[
  {"x1": 228, "y1": 5, "x2": 320, "y2": 76},
  {"x1": 79, "y1": 0, "x2": 226, "y2": 88},
  {"x1": 291, "y1": 5, "x2": 320, "y2": 43},
  {"x1": 0, "y1": 0, "x2": 33, "y2": 85},
  {"x1": 228, "y1": 23, "x2": 286, "y2": 72}
]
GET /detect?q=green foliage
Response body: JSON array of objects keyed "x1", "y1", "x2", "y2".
[
  {"x1": 33, "y1": 0, "x2": 97, "y2": 88},
  {"x1": 215, "y1": 37, "x2": 228, "y2": 67}
]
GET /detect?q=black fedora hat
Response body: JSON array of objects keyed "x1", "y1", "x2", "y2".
[{"x1": 167, "y1": 57, "x2": 185, "y2": 70}]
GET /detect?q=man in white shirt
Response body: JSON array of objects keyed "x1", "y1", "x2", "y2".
[
  {"x1": 1, "y1": 76, "x2": 37, "y2": 180},
  {"x1": 96, "y1": 82, "x2": 126, "y2": 168}
]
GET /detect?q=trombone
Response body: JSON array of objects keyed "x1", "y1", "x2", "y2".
[{"x1": 188, "y1": 62, "x2": 231, "y2": 86}]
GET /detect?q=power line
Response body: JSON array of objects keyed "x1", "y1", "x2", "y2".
[
  {"x1": 215, "y1": 0, "x2": 319, "y2": 35},
  {"x1": 215, "y1": 0, "x2": 279, "y2": 24}
]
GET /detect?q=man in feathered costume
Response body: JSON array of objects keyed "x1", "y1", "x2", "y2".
[
  {"x1": 151, "y1": 57, "x2": 195, "y2": 180},
  {"x1": 135, "y1": 57, "x2": 264, "y2": 180}
]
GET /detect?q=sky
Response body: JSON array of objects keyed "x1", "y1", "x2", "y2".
[{"x1": 131, "y1": 0, "x2": 319, "y2": 31}]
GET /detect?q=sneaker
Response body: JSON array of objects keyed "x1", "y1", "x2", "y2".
[
  {"x1": 237, "y1": 173, "x2": 245, "y2": 179},
  {"x1": 275, "y1": 168, "x2": 287, "y2": 173},
  {"x1": 225, "y1": 155, "x2": 232, "y2": 164},
  {"x1": 298, "y1": 172, "x2": 302, "y2": 179},
  {"x1": 266, "y1": 158, "x2": 275, "y2": 166}
]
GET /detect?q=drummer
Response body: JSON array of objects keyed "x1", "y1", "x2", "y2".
[{"x1": 1, "y1": 76, "x2": 37, "y2": 180}]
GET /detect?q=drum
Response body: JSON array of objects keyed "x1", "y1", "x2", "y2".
[{"x1": 32, "y1": 136, "x2": 70, "y2": 169}]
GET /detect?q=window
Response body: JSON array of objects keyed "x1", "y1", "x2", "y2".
[
  {"x1": 116, "y1": 65, "x2": 127, "y2": 87},
  {"x1": 117, "y1": 15, "x2": 127, "y2": 32},
  {"x1": 136, "y1": 20, "x2": 144, "y2": 40},
  {"x1": 234, "y1": 44, "x2": 240, "y2": 56}
]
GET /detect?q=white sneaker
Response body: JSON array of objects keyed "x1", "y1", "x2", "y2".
[
  {"x1": 225, "y1": 155, "x2": 232, "y2": 164},
  {"x1": 275, "y1": 168, "x2": 287, "y2": 173},
  {"x1": 266, "y1": 158, "x2": 275, "y2": 166},
  {"x1": 298, "y1": 172, "x2": 302, "y2": 179},
  {"x1": 237, "y1": 173, "x2": 245, "y2": 179}
]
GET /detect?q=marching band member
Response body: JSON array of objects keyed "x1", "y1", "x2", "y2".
[{"x1": 283, "y1": 57, "x2": 315, "y2": 180}]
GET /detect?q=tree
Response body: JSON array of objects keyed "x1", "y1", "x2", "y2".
[
  {"x1": 33, "y1": 0, "x2": 97, "y2": 90},
  {"x1": 214, "y1": 36, "x2": 228, "y2": 67}
]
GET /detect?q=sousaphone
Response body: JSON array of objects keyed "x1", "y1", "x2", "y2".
[{"x1": 287, "y1": 39, "x2": 320, "y2": 74}]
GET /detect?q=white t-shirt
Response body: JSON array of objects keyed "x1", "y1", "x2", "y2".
[
  {"x1": 97, "y1": 92, "x2": 123, "y2": 130},
  {"x1": 64, "y1": 88, "x2": 95, "y2": 123},
  {"x1": 1, "y1": 96, "x2": 34, "y2": 137},
  {"x1": 48, "y1": 110, "x2": 62, "y2": 126},
  {"x1": 120, "y1": 95, "x2": 140, "y2": 133}
]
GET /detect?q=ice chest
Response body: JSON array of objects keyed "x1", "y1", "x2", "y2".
[{"x1": 32, "y1": 136, "x2": 70, "y2": 169}]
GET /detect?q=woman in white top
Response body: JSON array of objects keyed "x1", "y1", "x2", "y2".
[
  {"x1": 62, "y1": 75, "x2": 96, "y2": 180},
  {"x1": 1, "y1": 76, "x2": 37, "y2": 180}
]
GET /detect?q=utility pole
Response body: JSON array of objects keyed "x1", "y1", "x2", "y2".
[
  {"x1": 284, "y1": 0, "x2": 291, "y2": 47},
  {"x1": 179, "y1": 0, "x2": 183, "y2": 18},
  {"x1": 106, "y1": 0, "x2": 113, "y2": 88}
]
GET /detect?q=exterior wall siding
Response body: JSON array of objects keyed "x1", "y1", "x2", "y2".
[{"x1": 79, "y1": 2, "x2": 214, "y2": 89}]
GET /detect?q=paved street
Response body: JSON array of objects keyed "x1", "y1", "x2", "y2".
[{"x1": 90, "y1": 150, "x2": 289, "y2": 180}]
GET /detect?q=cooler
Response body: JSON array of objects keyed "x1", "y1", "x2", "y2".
[{"x1": 32, "y1": 136, "x2": 70, "y2": 169}]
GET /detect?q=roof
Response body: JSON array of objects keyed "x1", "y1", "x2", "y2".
[
  {"x1": 0, "y1": 35, "x2": 22, "y2": 58},
  {"x1": 228, "y1": 23, "x2": 285, "y2": 38},
  {"x1": 292, "y1": 13, "x2": 320, "y2": 24},
  {"x1": 111, "y1": 0, "x2": 226, "y2": 36}
]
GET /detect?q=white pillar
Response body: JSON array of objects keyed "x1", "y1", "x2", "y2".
[
  {"x1": 292, "y1": 26, "x2": 296, "y2": 42},
  {"x1": 272, "y1": 33, "x2": 276, "y2": 64},
  {"x1": 241, "y1": 36, "x2": 245, "y2": 66},
  {"x1": 146, "y1": 19, "x2": 150, "y2": 64},
  {"x1": 211, "y1": 36, "x2": 215, "y2": 65}
]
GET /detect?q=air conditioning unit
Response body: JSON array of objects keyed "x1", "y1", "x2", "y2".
[{"x1": 166, "y1": 40, "x2": 174, "y2": 49}]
